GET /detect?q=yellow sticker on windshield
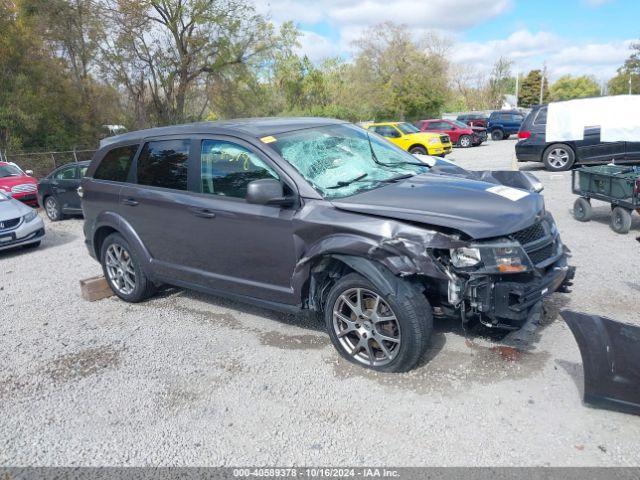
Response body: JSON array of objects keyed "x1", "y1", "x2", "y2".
[{"x1": 260, "y1": 136, "x2": 277, "y2": 144}]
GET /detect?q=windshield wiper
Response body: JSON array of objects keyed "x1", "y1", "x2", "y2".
[
  {"x1": 365, "y1": 131, "x2": 430, "y2": 168},
  {"x1": 327, "y1": 173, "x2": 369, "y2": 189},
  {"x1": 378, "y1": 174, "x2": 415, "y2": 183}
]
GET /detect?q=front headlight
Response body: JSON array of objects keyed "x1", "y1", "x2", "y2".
[
  {"x1": 450, "y1": 247, "x2": 481, "y2": 267},
  {"x1": 483, "y1": 245, "x2": 529, "y2": 273},
  {"x1": 449, "y1": 242, "x2": 531, "y2": 273},
  {"x1": 428, "y1": 137, "x2": 439, "y2": 145},
  {"x1": 23, "y1": 210, "x2": 38, "y2": 223}
]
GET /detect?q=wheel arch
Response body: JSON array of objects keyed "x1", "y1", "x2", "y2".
[
  {"x1": 91, "y1": 213, "x2": 153, "y2": 274},
  {"x1": 302, "y1": 254, "x2": 408, "y2": 313},
  {"x1": 408, "y1": 143, "x2": 428, "y2": 153}
]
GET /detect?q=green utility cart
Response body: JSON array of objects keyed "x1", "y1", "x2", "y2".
[{"x1": 572, "y1": 165, "x2": 640, "y2": 234}]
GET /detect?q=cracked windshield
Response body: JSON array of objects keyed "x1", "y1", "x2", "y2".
[{"x1": 268, "y1": 124, "x2": 429, "y2": 198}]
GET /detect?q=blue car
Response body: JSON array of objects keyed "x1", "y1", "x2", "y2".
[{"x1": 488, "y1": 110, "x2": 525, "y2": 141}]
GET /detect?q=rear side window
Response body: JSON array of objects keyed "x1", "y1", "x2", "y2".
[
  {"x1": 533, "y1": 108, "x2": 547, "y2": 125},
  {"x1": 94, "y1": 145, "x2": 138, "y2": 182},
  {"x1": 137, "y1": 139, "x2": 190, "y2": 190}
]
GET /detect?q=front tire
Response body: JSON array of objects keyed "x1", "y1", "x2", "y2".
[
  {"x1": 44, "y1": 196, "x2": 63, "y2": 222},
  {"x1": 543, "y1": 144, "x2": 575, "y2": 171},
  {"x1": 610, "y1": 207, "x2": 632, "y2": 234},
  {"x1": 100, "y1": 232, "x2": 156, "y2": 302},
  {"x1": 409, "y1": 145, "x2": 427, "y2": 155},
  {"x1": 324, "y1": 273, "x2": 432, "y2": 373},
  {"x1": 491, "y1": 129, "x2": 504, "y2": 141},
  {"x1": 573, "y1": 198, "x2": 592, "y2": 222},
  {"x1": 458, "y1": 135, "x2": 472, "y2": 148}
]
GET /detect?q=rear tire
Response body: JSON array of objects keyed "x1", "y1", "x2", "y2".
[
  {"x1": 44, "y1": 196, "x2": 63, "y2": 222},
  {"x1": 458, "y1": 135, "x2": 472, "y2": 148},
  {"x1": 610, "y1": 207, "x2": 632, "y2": 234},
  {"x1": 100, "y1": 232, "x2": 156, "y2": 302},
  {"x1": 324, "y1": 272, "x2": 432, "y2": 373},
  {"x1": 409, "y1": 145, "x2": 428, "y2": 155},
  {"x1": 573, "y1": 198, "x2": 592, "y2": 222},
  {"x1": 543, "y1": 144, "x2": 575, "y2": 171},
  {"x1": 491, "y1": 129, "x2": 504, "y2": 141}
]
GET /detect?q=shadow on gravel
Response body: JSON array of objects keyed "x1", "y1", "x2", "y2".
[
  {"x1": 154, "y1": 288, "x2": 330, "y2": 352},
  {"x1": 0, "y1": 228, "x2": 76, "y2": 260},
  {"x1": 575, "y1": 205, "x2": 640, "y2": 232}
]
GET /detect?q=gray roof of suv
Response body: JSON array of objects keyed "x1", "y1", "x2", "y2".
[{"x1": 99, "y1": 117, "x2": 348, "y2": 148}]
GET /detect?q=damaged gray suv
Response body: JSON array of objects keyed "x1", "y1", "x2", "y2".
[{"x1": 82, "y1": 118, "x2": 575, "y2": 372}]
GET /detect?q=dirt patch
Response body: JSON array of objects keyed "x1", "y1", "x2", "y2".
[
  {"x1": 259, "y1": 331, "x2": 329, "y2": 350},
  {"x1": 327, "y1": 339, "x2": 550, "y2": 395},
  {"x1": 42, "y1": 346, "x2": 122, "y2": 383}
]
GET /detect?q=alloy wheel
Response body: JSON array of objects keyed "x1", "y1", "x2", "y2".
[
  {"x1": 547, "y1": 148, "x2": 569, "y2": 169},
  {"x1": 45, "y1": 197, "x2": 58, "y2": 220},
  {"x1": 105, "y1": 244, "x2": 136, "y2": 295},
  {"x1": 460, "y1": 136, "x2": 471, "y2": 147},
  {"x1": 332, "y1": 288, "x2": 401, "y2": 367}
]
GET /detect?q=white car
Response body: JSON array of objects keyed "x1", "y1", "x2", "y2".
[{"x1": 0, "y1": 191, "x2": 45, "y2": 251}]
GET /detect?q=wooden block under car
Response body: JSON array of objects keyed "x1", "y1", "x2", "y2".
[{"x1": 80, "y1": 276, "x2": 114, "y2": 301}]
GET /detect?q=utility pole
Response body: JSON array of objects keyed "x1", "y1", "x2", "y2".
[
  {"x1": 629, "y1": 74, "x2": 633, "y2": 95},
  {"x1": 515, "y1": 70, "x2": 519, "y2": 108},
  {"x1": 539, "y1": 64, "x2": 547, "y2": 105}
]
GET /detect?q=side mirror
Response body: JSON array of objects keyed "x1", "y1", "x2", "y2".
[
  {"x1": 246, "y1": 179, "x2": 294, "y2": 207},
  {"x1": 25, "y1": 170, "x2": 34, "y2": 176}
]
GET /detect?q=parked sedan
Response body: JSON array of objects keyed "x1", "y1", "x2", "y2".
[
  {"x1": 37, "y1": 161, "x2": 89, "y2": 221},
  {"x1": 516, "y1": 105, "x2": 640, "y2": 171},
  {"x1": 0, "y1": 191, "x2": 45, "y2": 252},
  {"x1": 418, "y1": 119, "x2": 487, "y2": 147},
  {"x1": 0, "y1": 162, "x2": 38, "y2": 206}
]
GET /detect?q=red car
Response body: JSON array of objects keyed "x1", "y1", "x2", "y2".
[
  {"x1": 0, "y1": 162, "x2": 38, "y2": 206},
  {"x1": 418, "y1": 119, "x2": 487, "y2": 148}
]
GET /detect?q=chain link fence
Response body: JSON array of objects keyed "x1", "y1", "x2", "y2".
[{"x1": 0, "y1": 149, "x2": 96, "y2": 178}]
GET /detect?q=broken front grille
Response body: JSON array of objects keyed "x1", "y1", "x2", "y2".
[
  {"x1": 511, "y1": 222, "x2": 546, "y2": 245},
  {"x1": 527, "y1": 242, "x2": 555, "y2": 265}
]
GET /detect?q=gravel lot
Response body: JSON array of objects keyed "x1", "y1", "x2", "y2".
[{"x1": 1, "y1": 138, "x2": 639, "y2": 467}]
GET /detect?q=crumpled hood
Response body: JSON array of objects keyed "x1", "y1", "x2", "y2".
[
  {"x1": 331, "y1": 173, "x2": 544, "y2": 239},
  {"x1": 0, "y1": 196, "x2": 31, "y2": 221}
]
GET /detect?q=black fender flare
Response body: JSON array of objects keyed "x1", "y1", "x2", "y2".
[
  {"x1": 92, "y1": 211, "x2": 154, "y2": 275},
  {"x1": 331, "y1": 254, "x2": 405, "y2": 298}
]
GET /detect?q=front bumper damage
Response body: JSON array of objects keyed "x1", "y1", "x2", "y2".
[{"x1": 465, "y1": 259, "x2": 575, "y2": 329}]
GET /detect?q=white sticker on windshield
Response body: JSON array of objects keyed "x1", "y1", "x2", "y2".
[{"x1": 486, "y1": 185, "x2": 529, "y2": 201}]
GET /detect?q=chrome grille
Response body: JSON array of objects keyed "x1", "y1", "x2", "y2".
[
  {"x1": 0, "y1": 217, "x2": 20, "y2": 231},
  {"x1": 11, "y1": 183, "x2": 37, "y2": 193}
]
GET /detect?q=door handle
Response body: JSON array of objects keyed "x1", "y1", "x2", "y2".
[
  {"x1": 121, "y1": 198, "x2": 139, "y2": 206},
  {"x1": 190, "y1": 207, "x2": 216, "y2": 219}
]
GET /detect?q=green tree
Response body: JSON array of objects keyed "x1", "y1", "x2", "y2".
[
  {"x1": 487, "y1": 57, "x2": 514, "y2": 109},
  {"x1": 101, "y1": 0, "x2": 296, "y2": 125},
  {"x1": 608, "y1": 41, "x2": 640, "y2": 95},
  {"x1": 518, "y1": 69, "x2": 549, "y2": 108},
  {"x1": 349, "y1": 22, "x2": 448, "y2": 121},
  {"x1": 549, "y1": 75, "x2": 600, "y2": 101}
]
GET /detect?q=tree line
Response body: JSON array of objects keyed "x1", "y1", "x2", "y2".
[{"x1": 1, "y1": 0, "x2": 638, "y2": 153}]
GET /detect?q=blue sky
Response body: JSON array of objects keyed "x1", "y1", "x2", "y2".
[{"x1": 257, "y1": 0, "x2": 639, "y2": 80}]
